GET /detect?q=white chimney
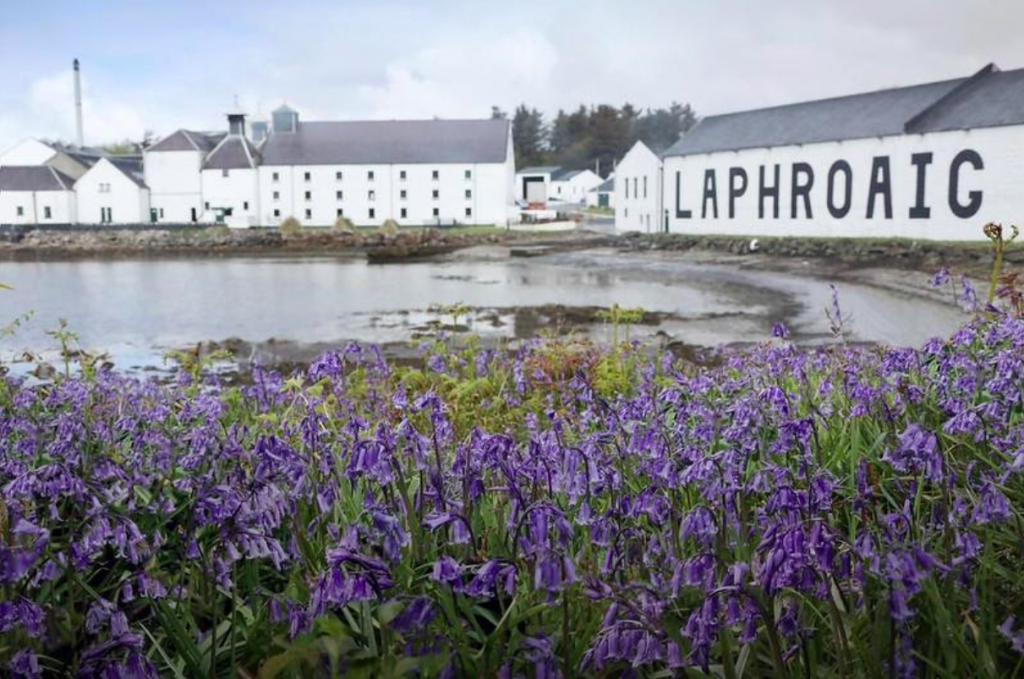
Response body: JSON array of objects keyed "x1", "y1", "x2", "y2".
[{"x1": 73, "y1": 59, "x2": 84, "y2": 148}]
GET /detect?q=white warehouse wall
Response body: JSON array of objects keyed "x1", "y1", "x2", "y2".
[
  {"x1": 75, "y1": 159, "x2": 150, "y2": 224},
  {"x1": 201, "y1": 168, "x2": 260, "y2": 228},
  {"x1": 663, "y1": 124, "x2": 1024, "y2": 241},
  {"x1": 145, "y1": 150, "x2": 205, "y2": 223},
  {"x1": 0, "y1": 191, "x2": 76, "y2": 225},
  {"x1": 615, "y1": 142, "x2": 662, "y2": 233}
]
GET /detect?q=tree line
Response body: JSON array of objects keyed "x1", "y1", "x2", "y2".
[{"x1": 492, "y1": 103, "x2": 698, "y2": 177}]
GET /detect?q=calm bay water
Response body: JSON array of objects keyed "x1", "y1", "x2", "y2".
[{"x1": 0, "y1": 250, "x2": 967, "y2": 370}]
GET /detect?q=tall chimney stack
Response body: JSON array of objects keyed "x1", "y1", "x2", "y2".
[{"x1": 73, "y1": 59, "x2": 84, "y2": 148}]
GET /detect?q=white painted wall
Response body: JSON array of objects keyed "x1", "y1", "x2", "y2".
[
  {"x1": 615, "y1": 142, "x2": 663, "y2": 233},
  {"x1": 201, "y1": 168, "x2": 260, "y2": 228},
  {"x1": 662, "y1": 125, "x2": 1024, "y2": 241},
  {"x1": 0, "y1": 190, "x2": 76, "y2": 225},
  {"x1": 550, "y1": 170, "x2": 602, "y2": 204},
  {"x1": 0, "y1": 139, "x2": 56, "y2": 167},
  {"x1": 259, "y1": 160, "x2": 512, "y2": 227},
  {"x1": 75, "y1": 158, "x2": 151, "y2": 224},
  {"x1": 144, "y1": 150, "x2": 205, "y2": 223}
]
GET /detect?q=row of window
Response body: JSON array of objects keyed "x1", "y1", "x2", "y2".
[
  {"x1": 271, "y1": 207, "x2": 474, "y2": 220},
  {"x1": 623, "y1": 176, "x2": 648, "y2": 200},
  {"x1": 268, "y1": 169, "x2": 475, "y2": 183},
  {"x1": 271, "y1": 188, "x2": 473, "y2": 202}
]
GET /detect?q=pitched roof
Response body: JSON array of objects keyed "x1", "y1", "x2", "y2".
[
  {"x1": 0, "y1": 166, "x2": 76, "y2": 191},
  {"x1": 107, "y1": 156, "x2": 147, "y2": 188},
  {"x1": 518, "y1": 165, "x2": 562, "y2": 176},
  {"x1": 553, "y1": 169, "x2": 590, "y2": 182},
  {"x1": 148, "y1": 129, "x2": 225, "y2": 153},
  {"x1": 664, "y1": 63, "x2": 1024, "y2": 158},
  {"x1": 260, "y1": 118, "x2": 510, "y2": 166},
  {"x1": 203, "y1": 136, "x2": 260, "y2": 170},
  {"x1": 593, "y1": 177, "x2": 615, "y2": 192}
]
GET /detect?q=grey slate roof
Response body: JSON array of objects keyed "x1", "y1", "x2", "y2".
[
  {"x1": 260, "y1": 119, "x2": 510, "y2": 166},
  {"x1": 553, "y1": 169, "x2": 585, "y2": 182},
  {"x1": 107, "y1": 157, "x2": 147, "y2": 188},
  {"x1": 0, "y1": 166, "x2": 76, "y2": 191},
  {"x1": 148, "y1": 129, "x2": 225, "y2": 153},
  {"x1": 664, "y1": 63, "x2": 1024, "y2": 157},
  {"x1": 203, "y1": 136, "x2": 260, "y2": 170},
  {"x1": 518, "y1": 165, "x2": 562, "y2": 176},
  {"x1": 593, "y1": 177, "x2": 615, "y2": 192}
]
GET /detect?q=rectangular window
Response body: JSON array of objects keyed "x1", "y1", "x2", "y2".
[
  {"x1": 99, "y1": 183, "x2": 110, "y2": 194},
  {"x1": 336, "y1": 208, "x2": 344, "y2": 217},
  {"x1": 305, "y1": 191, "x2": 312, "y2": 201},
  {"x1": 273, "y1": 191, "x2": 280, "y2": 200},
  {"x1": 465, "y1": 207, "x2": 472, "y2": 218},
  {"x1": 305, "y1": 209, "x2": 312, "y2": 219},
  {"x1": 272, "y1": 172, "x2": 280, "y2": 182},
  {"x1": 400, "y1": 207, "x2": 407, "y2": 218},
  {"x1": 368, "y1": 170, "x2": 375, "y2": 181},
  {"x1": 304, "y1": 172, "x2": 311, "y2": 182},
  {"x1": 100, "y1": 207, "x2": 112, "y2": 224},
  {"x1": 633, "y1": 178, "x2": 638, "y2": 198},
  {"x1": 222, "y1": 169, "x2": 229, "y2": 178},
  {"x1": 465, "y1": 189, "x2": 472, "y2": 199},
  {"x1": 335, "y1": 171, "x2": 343, "y2": 181},
  {"x1": 432, "y1": 170, "x2": 439, "y2": 180},
  {"x1": 643, "y1": 176, "x2": 647, "y2": 198},
  {"x1": 243, "y1": 201, "x2": 249, "y2": 211},
  {"x1": 399, "y1": 170, "x2": 407, "y2": 181},
  {"x1": 369, "y1": 208, "x2": 376, "y2": 219},
  {"x1": 159, "y1": 208, "x2": 165, "y2": 218},
  {"x1": 400, "y1": 190, "x2": 407, "y2": 200},
  {"x1": 43, "y1": 206, "x2": 52, "y2": 219},
  {"x1": 625, "y1": 178, "x2": 629, "y2": 199},
  {"x1": 205, "y1": 202, "x2": 210, "y2": 210},
  {"x1": 336, "y1": 190, "x2": 343, "y2": 200},
  {"x1": 433, "y1": 208, "x2": 440, "y2": 217},
  {"x1": 16, "y1": 206, "x2": 23, "y2": 216},
  {"x1": 432, "y1": 189, "x2": 439, "y2": 199},
  {"x1": 368, "y1": 190, "x2": 376, "y2": 201},
  {"x1": 464, "y1": 169, "x2": 472, "y2": 180},
  {"x1": 273, "y1": 209, "x2": 280, "y2": 218}
]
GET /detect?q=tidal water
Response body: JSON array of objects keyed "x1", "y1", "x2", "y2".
[{"x1": 0, "y1": 250, "x2": 967, "y2": 371}]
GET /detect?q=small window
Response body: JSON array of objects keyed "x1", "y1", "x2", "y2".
[
  {"x1": 400, "y1": 207, "x2": 407, "y2": 218},
  {"x1": 465, "y1": 207, "x2": 472, "y2": 218},
  {"x1": 336, "y1": 190, "x2": 343, "y2": 200},
  {"x1": 465, "y1": 189, "x2": 471, "y2": 199},
  {"x1": 243, "y1": 201, "x2": 249, "y2": 211},
  {"x1": 464, "y1": 169, "x2": 472, "y2": 180},
  {"x1": 304, "y1": 191, "x2": 312, "y2": 201},
  {"x1": 432, "y1": 170, "x2": 439, "y2": 180},
  {"x1": 643, "y1": 176, "x2": 647, "y2": 198},
  {"x1": 272, "y1": 172, "x2": 280, "y2": 182},
  {"x1": 304, "y1": 172, "x2": 311, "y2": 182},
  {"x1": 335, "y1": 171, "x2": 343, "y2": 181},
  {"x1": 273, "y1": 209, "x2": 281, "y2": 218},
  {"x1": 400, "y1": 189, "x2": 407, "y2": 200},
  {"x1": 432, "y1": 208, "x2": 439, "y2": 217},
  {"x1": 432, "y1": 189, "x2": 439, "y2": 199},
  {"x1": 336, "y1": 208, "x2": 344, "y2": 217},
  {"x1": 159, "y1": 208, "x2": 165, "y2": 218},
  {"x1": 205, "y1": 202, "x2": 210, "y2": 210},
  {"x1": 43, "y1": 206, "x2": 52, "y2": 219},
  {"x1": 304, "y1": 209, "x2": 312, "y2": 219},
  {"x1": 369, "y1": 208, "x2": 376, "y2": 219},
  {"x1": 222, "y1": 169, "x2": 229, "y2": 178},
  {"x1": 99, "y1": 183, "x2": 110, "y2": 194},
  {"x1": 273, "y1": 191, "x2": 280, "y2": 200},
  {"x1": 625, "y1": 179, "x2": 629, "y2": 199},
  {"x1": 368, "y1": 170, "x2": 375, "y2": 181},
  {"x1": 368, "y1": 190, "x2": 376, "y2": 201},
  {"x1": 16, "y1": 206, "x2": 23, "y2": 216},
  {"x1": 399, "y1": 170, "x2": 407, "y2": 181}
]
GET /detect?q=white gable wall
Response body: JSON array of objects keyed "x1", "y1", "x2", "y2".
[
  {"x1": 0, "y1": 139, "x2": 56, "y2": 167},
  {"x1": 201, "y1": 168, "x2": 260, "y2": 228},
  {"x1": 0, "y1": 190, "x2": 76, "y2": 225},
  {"x1": 615, "y1": 142, "x2": 663, "y2": 233},
  {"x1": 75, "y1": 158, "x2": 151, "y2": 224},
  {"x1": 145, "y1": 150, "x2": 205, "y2": 223},
  {"x1": 663, "y1": 124, "x2": 1024, "y2": 241}
]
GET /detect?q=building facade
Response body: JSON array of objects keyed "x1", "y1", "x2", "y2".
[
  {"x1": 615, "y1": 141, "x2": 663, "y2": 233},
  {"x1": 549, "y1": 169, "x2": 602, "y2": 204},
  {"x1": 75, "y1": 157, "x2": 150, "y2": 224},
  {"x1": 0, "y1": 166, "x2": 77, "y2": 225},
  {"x1": 644, "y1": 63, "x2": 1024, "y2": 241},
  {"x1": 144, "y1": 130, "x2": 223, "y2": 224}
]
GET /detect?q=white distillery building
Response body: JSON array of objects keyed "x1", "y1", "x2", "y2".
[
  {"x1": 144, "y1": 130, "x2": 224, "y2": 224},
  {"x1": 75, "y1": 157, "x2": 150, "y2": 224},
  {"x1": 549, "y1": 169, "x2": 602, "y2": 204},
  {"x1": 515, "y1": 166, "x2": 562, "y2": 205},
  {"x1": 0, "y1": 166, "x2": 77, "y2": 225},
  {"x1": 586, "y1": 175, "x2": 615, "y2": 209},
  {"x1": 616, "y1": 141, "x2": 663, "y2": 233},
  {"x1": 628, "y1": 63, "x2": 1024, "y2": 241}
]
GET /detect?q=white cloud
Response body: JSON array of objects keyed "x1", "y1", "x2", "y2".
[{"x1": 26, "y1": 70, "x2": 148, "y2": 146}]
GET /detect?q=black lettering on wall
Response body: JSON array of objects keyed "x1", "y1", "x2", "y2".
[
  {"x1": 909, "y1": 152, "x2": 933, "y2": 219},
  {"x1": 728, "y1": 167, "x2": 747, "y2": 219},
  {"x1": 827, "y1": 161, "x2": 852, "y2": 218},
  {"x1": 759, "y1": 164, "x2": 780, "y2": 219},
  {"x1": 791, "y1": 162, "x2": 814, "y2": 219},
  {"x1": 866, "y1": 156, "x2": 893, "y2": 219},
  {"x1": 702, "y1": 169, "x2": 719, "y2": 219},
  {"x1": 949, "y1": 149, "x2": 984, "y2": 219},
  {"x1": 675, "y1": 171, "x2": 692, "y2": 219}
]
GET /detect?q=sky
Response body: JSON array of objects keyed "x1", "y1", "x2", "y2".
[{"x1": 2, "y1": 0, "x2": 1024, "y2": 152}]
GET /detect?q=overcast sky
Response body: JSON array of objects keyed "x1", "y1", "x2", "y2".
[{"x1": 2, "y1": 0, "x2": 1023, "y2": 152}]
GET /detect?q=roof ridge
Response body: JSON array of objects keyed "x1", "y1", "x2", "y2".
[{"x1": 904, "y1": 63, "x2": 999, "y2": 133}]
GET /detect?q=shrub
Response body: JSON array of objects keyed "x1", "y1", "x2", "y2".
[
  {"x1": 332, "y1": 216, "x2": 355, "y2": 233},
  {"x1": 279, "y1": 216, "x2": 302, "y2": 235},
  {"x1": 379, "y1": 218, "x2": 400, "y2": 235}
]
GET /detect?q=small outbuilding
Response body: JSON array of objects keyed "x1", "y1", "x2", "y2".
[
  {"x1": 586, "y1": 175, "x2": 615, "y2": 209},
  {"x1": 0, "y1": 166, "x2": 78, "y2": 225},
  {"x1": 75, "y1": 157, "x2": 150, "y2": 224},
  {"x1": 549, "y1": 169, "x2": 603, "y2": 204}
]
